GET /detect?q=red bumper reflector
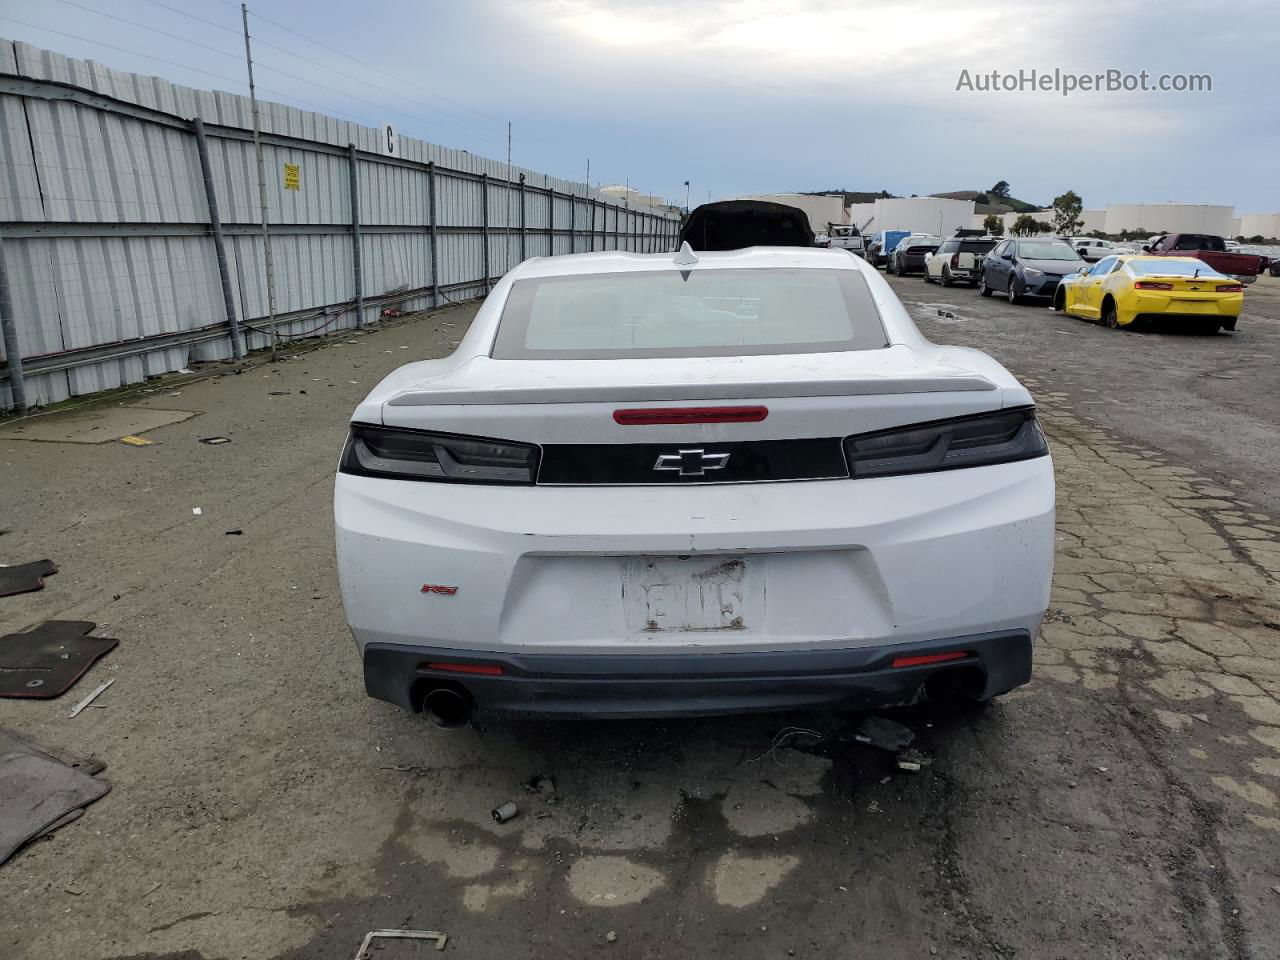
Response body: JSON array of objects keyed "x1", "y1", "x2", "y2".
[
  {"x1": 427, "y1": 662, "x2": 504, "y2": 676},
  {"x1": 613, "y1": 406, "x2": 768, "y2": 425},
  {"x1": 891, "y1": 651, "x2": 970, "y2": 669}
]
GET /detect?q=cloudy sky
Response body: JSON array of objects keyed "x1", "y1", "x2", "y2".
[{"x1": 2, "y1": 0, "x2": 1277, "y2": 212}]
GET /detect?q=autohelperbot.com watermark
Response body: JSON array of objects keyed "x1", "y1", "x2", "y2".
[{"x1": 955, "y1": 68, "x2": 1212, "y2": 96}]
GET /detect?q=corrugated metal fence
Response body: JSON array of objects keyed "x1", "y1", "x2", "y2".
[{"x1": 0, "y1": 38, "x2": 681, "y2": 411}]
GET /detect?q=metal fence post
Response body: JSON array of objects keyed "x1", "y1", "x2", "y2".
[
  {"x1": 570, "y1": 190, "x2": 577, "y2": 254},
  {"x1": 588, "y1": 196, "x2": 595, "y2": 252},
  {"x1": 0, "y1": 230, "x2": 28, "y2": 412},
  {"x1": 519, "y1": 174, "x2": 527, "y2": 262},
  {"x1": 481, "y1": 173, "x2": 491, "y2": 293},
  {"x1": 428, "y1": 162, "x2": 440, "y2": 308},
  {"x1": 192, "y1": 117, "x2": 245, "y2": 359},
  {"x1": 547, "y1": 188, "x2": 555, "y2": 254},
  {"x1": 614, "y1": 204, "x2": 620, "y2": 250},
  {"x1": 347, "y1": 143, "x2": 364, "y2": 326}
]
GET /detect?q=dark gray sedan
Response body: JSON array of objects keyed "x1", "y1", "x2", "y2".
[
  {"x1": 888, "y1": 236, "x2": 942, "y2": 276},
  {"x1": 978, "y1": 238, "x2": 1086, "y2": 304}
]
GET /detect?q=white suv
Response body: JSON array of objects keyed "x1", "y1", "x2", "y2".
[{"x1": 923, "y1": 237, "x2": 1000, "y2": 287}]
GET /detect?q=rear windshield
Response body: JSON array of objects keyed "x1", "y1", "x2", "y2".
[
  {"x1": 960, "y1": 240, "x2": 998, "y2": 253},
  {"x1": 492, "y1": 268, "x2": 887, "y2": 360},
  {"x1": 1128, "y1": 259, "x2": 1228, "y2": 278},
  {"x1": 1173, "y1": 234, "x2": 1225, "y2": 252},
  {"x1": 1017, "y1": 241, "x2": 1082, "y2": 260}
]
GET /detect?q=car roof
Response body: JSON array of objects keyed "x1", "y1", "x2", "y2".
[
  {"x1": 1113, "y1": 254, "x2": 1205, "y2": 264},
  {"x1": 507, "y1": 246, "x2": 862, "y2": 280}
]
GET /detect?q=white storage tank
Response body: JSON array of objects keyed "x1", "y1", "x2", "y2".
[
  {"x1": 1238, "y1": 213, "x2": 1280, "y2": 240},
  {"x1": 733, "y1": 194, "x2": 849, "y2": 230},
  {"x1": 860, "y1": 197, "x2": 974, "y2": 236},
  {"x1": 1102, "y1": 204, "x2": 1235, "y2": 237}
]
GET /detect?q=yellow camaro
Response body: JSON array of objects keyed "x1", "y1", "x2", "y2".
[{"x1": 1053, "y1": 255, "x2": 1243, "y2": 332}]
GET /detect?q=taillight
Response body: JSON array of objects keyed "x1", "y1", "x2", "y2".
[
  {"x1": 843, "y1": 407, "x2": 1048, "y2": 479},
  {"x1": 892, "y1": 651, "x2": 971, "y2": 669},
  {"x1": 1215, "y1": 283, "x2": 1242, "y2": 293},
  {"x1": 950, "y1": 253, "x2": 960, "y2": 268},
  {"x1": 614, "y1": 406, "x2": 768, "y2": 425},
  {"x1": 1134, "y1": 281, "x2": 1173, "y2": 290},
  {"x1": 340, "y1": 423, "x2": 538, "y2": 484},
  {"x1": 426, "y1": 662, "x2": 504, "y2": 676}
]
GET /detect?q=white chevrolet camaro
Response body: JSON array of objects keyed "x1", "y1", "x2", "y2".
[{"x1": 335, "y1": 244, "x2": 1055, "y2": 726}]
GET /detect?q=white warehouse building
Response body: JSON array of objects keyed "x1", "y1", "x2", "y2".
[
  {"x1": 851, "y1": 197, "x2": 974, "y2": 237},
  {"x1": 1239, "y1": 212, "x2": 1280, "y2": 240},
  {"x1": 969, "y1": 210, "x2": 1056, "y2": 233},
  {"x1": 1102, "y1": 204, "x2": 1235, "y2": 236},
  {"x1": 732, "y1": 194, "x2": 849, "y2": 229},
  {"x1": 967, "y1": 204, "x2": 1261, "y2": 238}
]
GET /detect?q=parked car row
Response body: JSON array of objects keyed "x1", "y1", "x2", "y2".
[{"x1": 873, "y1": 231, "x2": 1245, "y2": 333}]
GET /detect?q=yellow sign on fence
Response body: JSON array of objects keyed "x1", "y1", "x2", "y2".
[{"x1": 283, "y1": 163, "x2": 300, "y2": 191}]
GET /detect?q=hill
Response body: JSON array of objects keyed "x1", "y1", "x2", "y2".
[{"x1": 931, "y1": 190, "x2": 1043, "y2": 214}]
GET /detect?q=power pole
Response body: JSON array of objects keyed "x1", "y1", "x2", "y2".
[
  {"x1": 241, "y1": 3, "x2": 279, "y2": 359},
  {"x1": 506, "y1": 121, "x2": 516, "y2": 266}
]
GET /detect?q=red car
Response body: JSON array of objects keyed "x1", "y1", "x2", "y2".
[{"x1": 1142, "y1": 234, "x2": 1264, "y2": 285}]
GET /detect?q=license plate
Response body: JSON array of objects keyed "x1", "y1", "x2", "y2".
[{"x1": 620, "y1": 555, "x2": 761, "y2": 635}]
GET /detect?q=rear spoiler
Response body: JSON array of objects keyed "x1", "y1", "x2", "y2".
[{"x1": 388, "y1": 374, "x2": 997, "y2": 406}]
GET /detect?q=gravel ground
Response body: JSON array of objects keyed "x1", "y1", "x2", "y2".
[{"x1": 1, "y1": 273, "x2": 1279, "y2": 960}]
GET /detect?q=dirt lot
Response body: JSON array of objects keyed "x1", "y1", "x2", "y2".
[{"x1": 2, "y1": 273, "x2": 1280, "y2": 960}]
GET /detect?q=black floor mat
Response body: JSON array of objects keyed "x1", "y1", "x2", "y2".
[
  {"x1": 0, "y1": 621, "x2": 118, "y2": 699},
  {"x1": 0, "y1": 559, "x2": 58, "y2": 598}
]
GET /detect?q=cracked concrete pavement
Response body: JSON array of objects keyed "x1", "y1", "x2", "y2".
[{"x1": 1, "y1": 275, "x2": 1279, "y2": 959}]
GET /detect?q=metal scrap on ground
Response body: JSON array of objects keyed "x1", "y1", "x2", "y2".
[
  {"x1": 68, "y1": 678, "x2": 115, "y2": 719},
  {"x1": 492, "y1": 801, "x2": 520, "y2": 824},
  {"x1": 353, "y1": 928, "x2": 447, "y2": 957}
]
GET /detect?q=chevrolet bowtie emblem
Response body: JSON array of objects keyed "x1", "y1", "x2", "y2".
[{"x1": 653, "y1": 448, "x2": 731, "y2": 477}]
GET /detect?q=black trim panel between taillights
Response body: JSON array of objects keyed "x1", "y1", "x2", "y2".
[
  {"x1": 340, "y1": 408, "x2": 1047, "y2": 486},
  {"x1": 538, "y1": 437, "x2": 847, "y2": 485}
]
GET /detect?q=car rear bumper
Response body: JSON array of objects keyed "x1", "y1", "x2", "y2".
[
  {"x1": 363, "y1": 630, "x2": 1034, "y2": 718},
  {"x1": 1132, "y1": 293, "x2": 1243, "y2": 318},
  {"x1": 337, "y1": 457, "x2": 1054, "y2": 673}
]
